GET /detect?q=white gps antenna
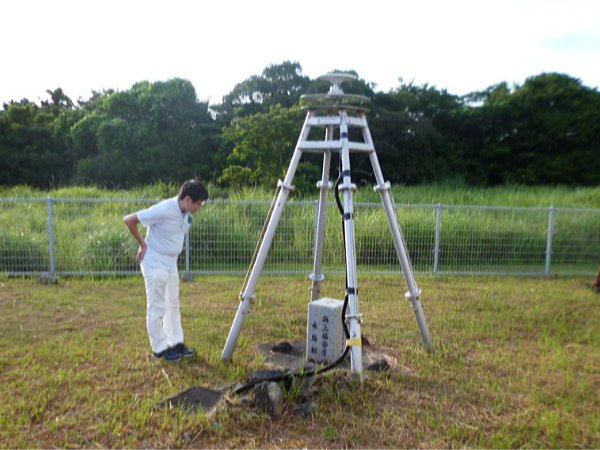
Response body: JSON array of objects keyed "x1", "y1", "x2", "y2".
[{"x1": 300, "y1": 72, "x2": 370, "y2": 108}]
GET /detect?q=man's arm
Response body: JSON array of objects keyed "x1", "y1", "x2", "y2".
[{"x1": 124, "y1": 213, "x2": 147, "y2": 263}]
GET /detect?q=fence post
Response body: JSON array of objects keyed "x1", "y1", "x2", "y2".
[
  {"x1": 433, "y1": 203, "x2": 442, "y2": 275},
  {"x1": 47, "y1": 197, "x2": 56, "y2": 280},
  {"x1": 545, "y1": 207, "x2": 555, "y2": 276}
]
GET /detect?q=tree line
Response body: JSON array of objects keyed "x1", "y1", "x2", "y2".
[{"x1": 1, "y1": 61, "x2": 599, "y2": 191}]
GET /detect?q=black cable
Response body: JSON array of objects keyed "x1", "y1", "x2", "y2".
[{"x1": 334, "y1": 169, "x2": 351, "y2": 341}]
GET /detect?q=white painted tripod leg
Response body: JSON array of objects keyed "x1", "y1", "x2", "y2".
[
  {"x1": 222, "y1": 171, "x2": 299, "y2": 360},
  {"x1": 376, "y1": 181, "x2": 432, "y2": 350},
  {"x1": 363, "y1": 116, "x2": 433, "y2": 351},
  {"x1": 221, "y1": 295, "x2": 251, "y2": 360},
  {"x1": 339, "y1": 112, "x2": 363, "y2": 375},
  {"x1": 309, "y1": 124, "x2": 333, "y2": 301},
  {"x1": 221, "y1": 113, "x2": 312, "y2": 361}
]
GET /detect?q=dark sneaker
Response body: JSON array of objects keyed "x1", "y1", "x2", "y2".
[
  {"x1": 172, "y1": 342, "x2": 196, "y2": 358},
  {"x1": 153, "y1": 347, "x2": 183, "y2": 362}
]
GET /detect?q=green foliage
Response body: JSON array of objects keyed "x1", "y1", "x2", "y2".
[
  {"x1": 216, "y1": 61, "x2": 311, "y2": 119},
  {"x1": 457, "y1": 73, "x2": 600, "y2": 185},
  {"x1": 70, "y1": 79, "x2": 221, "y2": 188},
  {"x1": 218, "y1": 165, "x2": 253, "y2": 189},
  {"x1": 2, "y1": 64, "x2": 600, "y2": 189},
  {"x1": 219, "y1": 105, "x2": 306, "y2": 188},
  {"x1": 0, "y1": 91, "x2": 82, "y2": 187}
]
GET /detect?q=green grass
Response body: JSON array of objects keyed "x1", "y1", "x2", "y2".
[{"x1": 1, "y1": 275, "x2": 599, "y2": 448}]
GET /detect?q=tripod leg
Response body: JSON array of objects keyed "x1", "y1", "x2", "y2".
[
  {"x1": 339, "y1": 111, "x2": 363, "y2": 375},
  {"x1": 221, "y1": 112, "x2": 312, "y2": 361},
  {"x1": 309, "y1": 124, "x2": 334, "y2": 301},
  {"x1": 362, "y1": 115, "x2": 433, "y2": 351}
]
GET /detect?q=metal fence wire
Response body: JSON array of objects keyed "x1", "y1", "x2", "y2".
[{"x1": 1, "y1": 197, "x2": 599, "y2": 278}]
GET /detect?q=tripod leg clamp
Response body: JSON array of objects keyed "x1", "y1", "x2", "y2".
[
  {"x1": 345, "y1": 312, "x2": 363, "y2": 324},
  {"x1": 308, "y1": 272, "x2": 325, "y2": 282},
  {"x1": 277, "y1": 179, "x2": 294, "y2": 191},
  {"x1": 316, "y1": 180, "x2": 333, "y2": 190},
  {"x1": 240, "y1": 294, "x2": 256, "y2": 303},
  {"x1": 338, "y1": 181, "x2": 357, "y2": 192},
  {"x1": 405, "y1": 289, "x2": 422, "y2": 301},
  {"x1": 374, "y1": 181, "x2": 391, "y2": 192}
]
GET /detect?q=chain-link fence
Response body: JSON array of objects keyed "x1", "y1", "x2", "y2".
[{"x1": 1, "y1": 197, "x2": 599, "y2": 278}]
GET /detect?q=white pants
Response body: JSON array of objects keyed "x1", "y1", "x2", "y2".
[{"x1": 140, "y1": 263, "x2": 184, "y2": 353}]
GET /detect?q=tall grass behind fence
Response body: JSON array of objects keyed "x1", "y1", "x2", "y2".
[
  {"x1": 552, "y1": 208, "x2": 600, "y2": 274},
  {"x1": 0, "y1": 198, "x2": 49, "y2": 274},
  {"x1": 438, "y1": 206, "x2": 550, "y2": 274},
  {"x1": 1, "y1": 197, "x2": 599, "y2": 277},
  {"x1": 51, "y1": 199, "x2": 151, "y2": 275}
]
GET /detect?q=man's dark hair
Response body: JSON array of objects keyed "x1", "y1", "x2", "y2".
[{"x1": 178, "y1": 179, "x2": 208, "y2": 202}]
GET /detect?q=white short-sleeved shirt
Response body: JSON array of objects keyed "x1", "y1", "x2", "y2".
[{"x1": 136, "y1": 196, "x2": 192, "y2": 270}]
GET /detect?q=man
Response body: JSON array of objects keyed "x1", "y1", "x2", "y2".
[{"x1": 124, "y1": 179, "x2": 208, "y2": 362}]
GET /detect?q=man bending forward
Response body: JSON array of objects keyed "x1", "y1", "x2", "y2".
[{"x1": 124, "y1": 179, "x2": 208, "y2": 361}]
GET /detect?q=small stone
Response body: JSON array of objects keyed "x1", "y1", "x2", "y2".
[
  {"x1": 238, "y1": 394, "x2": 253, "y2": 407},
  {"x1": 366, "y1": 359, "x2": 390, "y2": 372},
  {"x1": 253, "y1": 381, "x2": 284, "y2": 417},
  {"x1": 272, "y1": 340, "x2": 294, "y2": 354},
  {"x1": 37, "y1": 274, "x2": 58, "y2": 285},
  {"x1": 294, "y1": 399, "x2": 318, "y2": 418}
]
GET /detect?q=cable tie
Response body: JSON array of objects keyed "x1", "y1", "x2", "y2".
[{"x1": 346, "y1": 338, "x2": 362, "y2": 347}]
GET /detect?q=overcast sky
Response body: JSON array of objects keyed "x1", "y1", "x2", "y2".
[{"x1": 2, "y1": 0, "x2": 599, "y2": 106}]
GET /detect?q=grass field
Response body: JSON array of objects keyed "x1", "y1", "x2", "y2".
[{"x1": 1, "y1": 274, "x2": 599, "y2": 448}]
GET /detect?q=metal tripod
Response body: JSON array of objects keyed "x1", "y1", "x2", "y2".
[{"x1": 221, "y1": 75, "x2": 433, "y2": 375}]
